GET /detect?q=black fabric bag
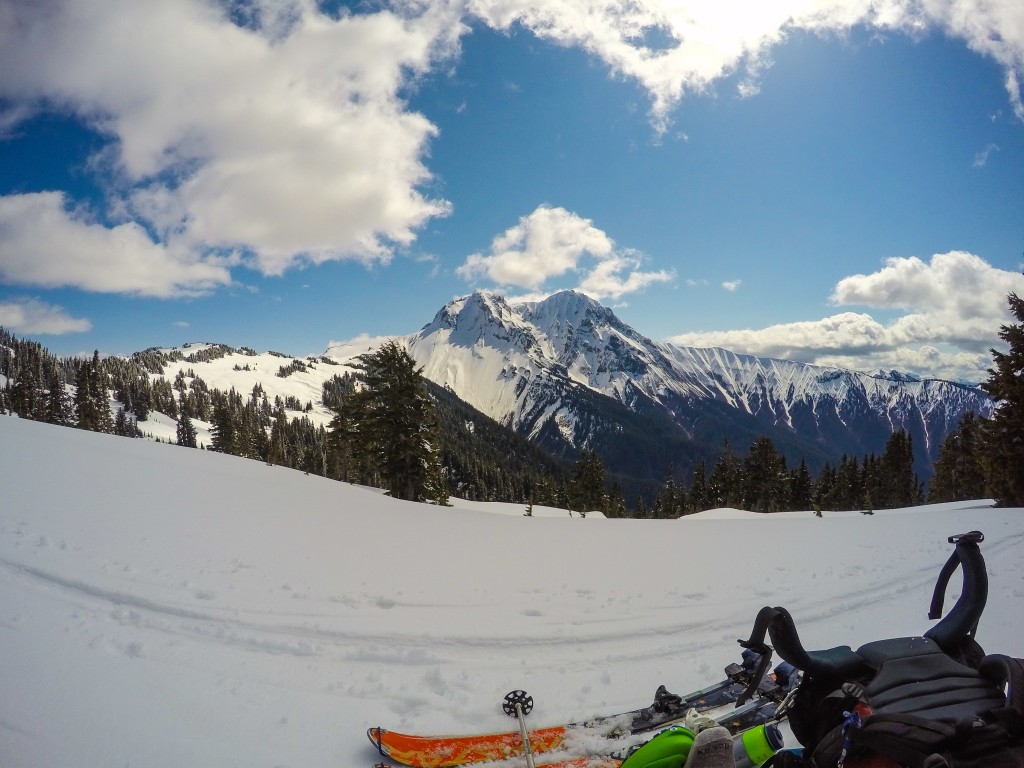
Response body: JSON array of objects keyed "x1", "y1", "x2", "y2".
[{"x1": 750, "y1": 533, "x2": 1024, "y2": 768}]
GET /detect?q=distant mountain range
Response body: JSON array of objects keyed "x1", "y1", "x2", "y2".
[
  {"x1": 122, "y1": 289, "x2": 991, "y2": 492},
  {"x1": 323, "y1": 290, "x2": 992, "y2": 485}
]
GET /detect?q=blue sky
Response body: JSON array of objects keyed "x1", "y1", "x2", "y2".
[{"x1": 1, "y1": 0, "x2": 1023, "y2": 381}]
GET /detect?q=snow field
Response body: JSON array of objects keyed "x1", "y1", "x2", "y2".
[{"x1": 1, "y1": 415, "x2": 1022, "y2": 768}]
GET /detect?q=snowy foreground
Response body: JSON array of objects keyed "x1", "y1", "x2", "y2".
[{"x1": 1, "y1": 417, "x2": 1023, "y2": 768}]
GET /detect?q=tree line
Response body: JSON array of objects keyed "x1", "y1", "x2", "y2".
[{"x1": 2, "y1": 278, "x2": 1022, "y2": 511}]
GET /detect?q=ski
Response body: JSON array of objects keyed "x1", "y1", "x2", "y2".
[
  {"x1": 373, "y1": 695, "x2": 785, "y2": 768},
  {"x1": 368, "y1": 659, "x2": 786, "y2": 768}
]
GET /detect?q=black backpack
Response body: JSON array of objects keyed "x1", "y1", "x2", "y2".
[{"x1": 742, "y1": 532, "x2": 1024, "y2": 768}]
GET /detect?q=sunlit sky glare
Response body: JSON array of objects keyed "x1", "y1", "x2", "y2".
[{"x1": 1, "y1": 0, "x2": 1023, "y2": 381}]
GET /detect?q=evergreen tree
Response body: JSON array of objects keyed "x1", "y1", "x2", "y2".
[
  {"x1": 176, "y1": 394, "x2": 198, "y2": 448},
  {"x1": 878, "y1": 430, "x2": 920, "y2": 508},
  {"x1": 44, "y1": 367, "x2": 72, "y2": 425},
  {"x1": 789, "y1": 459, "x2": 813, "y2": 511},
  {"x1": 606, "y1": 481, "x2": 627, "y2": 518},
  {"x1": 569, "y1": 449, "x2": 606, "y2": 514},
  {"x1": 656, "y1": 465, "x2": 679, "y2": 518},
  {"x1": 929, "y1": 412, "x2": 987, "y2": 502},
  {"x1": 112, "y1": 406, "x2": 141, "y2": 437},
  {"x1": 708, "y1": 442, "x2": 742, "y2": 508},
  {"x1": 687, "y1": 461, "x2": 709, "y2": 513},
  {"x1": 209, "y1": 390, "x2": 240, "y2": 454},
  {"x1": 981, "y1": 282, "x2": 1024, "y2": 507},
  {"x1": 742, "y1": 436, "x2": 787, "y2": 512},
  {"x1": 814, "y1": 462, "x2": 837, "y2": 510},
  {"x1": 88, "y1": 351, "x2": 114, "y2": 434},
  {"x1": 269, "y1": 402, "x2": 289, "y2": 466},
  {"x1": 344, "y1": 341, "x2": 447, "y2": 503},
  {"x1": 10, "y1": 357, "x2": 43, "y2": 420},
  {"x1": 634, "y1": 495, "x2": 649, "y2": 520},
  {"x1": 74, "y1": 360, "x2": 97, "y2": 430},
  {"x1": 327, "y1": 397, "x2": 360, "y2": 481},
  {"x1": 74, "y1": 352, "x2": 113, "y2": 433}
]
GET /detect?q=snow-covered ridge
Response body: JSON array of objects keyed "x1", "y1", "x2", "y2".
[
  {"x1": 136, "y1": 290, "x2": 989, "y2": 468},
  {"x1": 381, "y1": 290, "x2": 992, "y2": 463}
]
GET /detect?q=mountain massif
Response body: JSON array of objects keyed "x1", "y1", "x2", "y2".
[
  {"x1": 2, "y1": 290, "x2": 994, "y2": 501},
  {"x1": 328, "y1": 290, "x2": 991, "y2": 485}
]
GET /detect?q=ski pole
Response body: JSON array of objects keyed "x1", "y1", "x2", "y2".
[
  {"x1": 503, "y1": 690, "x2": 537, "y2": 768},
  {"x1": 515, "y1": 702, "x2": 537, "y2": 768}
]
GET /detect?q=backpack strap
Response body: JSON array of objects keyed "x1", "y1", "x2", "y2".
[{"x1": 925, "y1": 532, "x2": 987, "y2": 657}]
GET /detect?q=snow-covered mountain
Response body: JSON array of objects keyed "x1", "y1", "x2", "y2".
[
  {"x1": 327, "y1": 290, "x2": 992, "y2": 477},
  {"x1": 138, "y1": 289, "x2": 991, "y2": 482}
]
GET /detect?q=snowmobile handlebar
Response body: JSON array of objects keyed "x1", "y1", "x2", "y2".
[{"x1": 747, "y1": 531, "x2": 989, "y2": 678}]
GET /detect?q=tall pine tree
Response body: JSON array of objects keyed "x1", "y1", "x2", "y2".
[
  {"x1": 878, "y1": 430, "x2": 919, "y2": 509},
  {"x1": 929, "y1": 413, "x2": 987, "y2": 502},
  {"x1": 75, "y1": 352, "x2": 114, "y2": 433},
  {"x1": 982, "y1": 281, "x2": 1024, "y2": 506},
  {"x1": 569, "y1": 450, "x2": 607, "y2": 515},
  {"x1": 176, "y1": 393, "x2": 198, "y2": 448},
  {"x1": 344, "y1": 341, "x2": 447, "y2": 504}
]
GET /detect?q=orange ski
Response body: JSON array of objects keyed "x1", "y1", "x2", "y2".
[
  {"x1": 368, "y1": 724, "x2": 571, "y2": 768},
  {"x1": 368, "y1": 664, "x2": 786, "y2": 767}
]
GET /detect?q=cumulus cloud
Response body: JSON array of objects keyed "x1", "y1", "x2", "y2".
[
  {"x1": 669, "y1": 251, "x2": 1024, "y2": 381},
  {"x1": 830, "y1": 251, "x2": 1021, "y2": 347},
  {"x1": 0, "y1": 192, "x2": 231, "y2": 297},
  {"x1": 578, "y1": 249, "x2": 675, "y2": 300},
  {"x1": 670, "y1": 311, "x2": 891, "y2": 358},
  {"x1": 0, "y1": 297, "x2": 92, "y2": 335},
  {"x1": 0, "y1": 0, "x2": 461, "y2": 280},
  {"x1": 457, "y1": 205, "x2": 672, "y2": 300},
  {"x1": 2, "y1": 0, "x2": 1022, "y2": 302},
  {"x1": 468, "y1": 0, "x2": 1024, "y2": 129},
  {"x1": 722, "y1": 279, "x2": 742, "y2": 292}
]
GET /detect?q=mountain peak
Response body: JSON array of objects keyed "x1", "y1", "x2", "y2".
[{"x1": 519, "y1": 290, "x2": 619, "y2": 339}]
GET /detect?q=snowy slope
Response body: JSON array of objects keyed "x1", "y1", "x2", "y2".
[{"x1": 2, "y1": 415, "x2": 1022, "y2": 768}]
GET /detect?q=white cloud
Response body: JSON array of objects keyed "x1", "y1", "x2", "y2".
[
  {"x1": 0, "y1": 297, "x2": 92, "y2": 335},
  {"x1": 669, "y1": 251, "x2": 1024, "y2": 381},
  {"x1": 468, "y1": 0, "x2": 1024, "y2": 129},
  {"x1": 722, "y1": 279, "x2": 742, "y2": 291},
  {"x1": 2, "y1": 0, "x2": 1022, "y2": 301},
  {"x1": 829, "y1": 251, "x2": 1021, "y2": 346},
  {"x1": 670, "y1": 311, "x2": 891, "y2": 358},
  {"x1": 457, "y1": 205, "x2": 672, "y2": 300},
  {"x1": 578, "y1": 249, "x2": 674, "y2": 300},
  {"x1": 0, "y1": 0, "x2": 462, "y2": 278},
  {"x1": 0, "y1": 192, "x2": 231, "y2": 297},
  {"x1": 973, "y1": 143, "x2": 1000, "y2": 167},
  {"x1": 458, "y1": 206, "x2": 613, "y2": 288}
]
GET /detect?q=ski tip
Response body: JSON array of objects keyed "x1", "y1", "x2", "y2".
[{"x1": 367, "y1": 727, "x2": 389, "y2": 756}]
